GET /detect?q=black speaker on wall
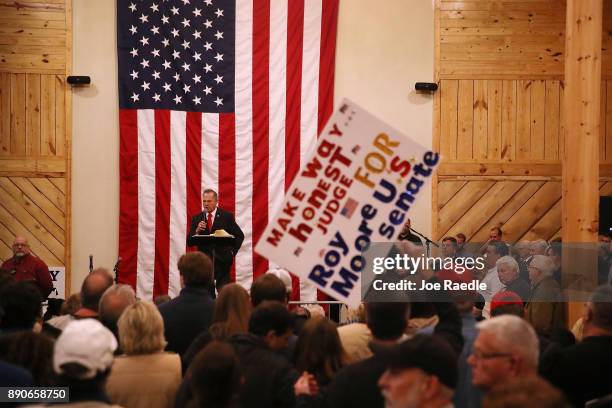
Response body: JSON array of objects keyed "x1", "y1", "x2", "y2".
[
  {"x1": 415, "y1": 82, "x2": 438, "y2": 92},
  {"x1": 67, "y1": 76, "x2": 91, "y2": 85}
]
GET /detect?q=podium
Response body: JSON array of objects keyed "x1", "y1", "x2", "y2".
[{"x1": 189, "y1": 233, "x2": 236, "y2": 279}]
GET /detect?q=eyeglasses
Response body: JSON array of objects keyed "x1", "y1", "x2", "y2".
[{"x1": 471, "y1": 349, "x2": 513, "y2": 361}]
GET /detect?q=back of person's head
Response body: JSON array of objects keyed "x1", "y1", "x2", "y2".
[
  {"x1": 529, "y1": 254, "x2": 554, "y2": 273},
  {"x1": 211, "y1": 283, "x2": 251, "y2": 338},
  {"x1": 248, "y1": 301, "x2": 293, "y2": 338},
  {"x1": 587, "y1": 285, "x2": 612, "y2": 332},
  {"x1": 266, "y1": 268, "x2": 293, "y2": 295},
  {"x1": 80, "y1": 268, "x2": 114, "y2": 311},
  {"x1": 365, "y1": 302, "x2": 410, "y2": 341},
  {"x1": 250, "y1": 274, "x2": 287, "y2": 306},
  {"x1": 177, "y1": 252, "x2": 213, "y2": 289},
  {"x1": 490, "y1": 291, "x2": 524, "y2": 318},
  {"x1": 379, "y1": 334, "x2": 458, "y2": 407},
  {"x1": 489, "y1": 241, "x2": 509, "y2": 257},
  {"x1": 483, "y1": 376, "x2": 570, "y2": 408},
  {"x1": 191, "y1": 341, "x2": 241, "y2": 408},
  {"x1": 0, "y1": 268, "x2": 16, "y2": 291},
  {"x1": 61, "y1": 293, "x2": 81, "y2": 315},
  {"x1": 54, "y1": 319, "x2": 117, "y2": 385},
  {"x1": 98, "y1": 284, "x2": 136, "y2": 335},
  {"x1": 530, "y1": 239, "x2": 549, "y2": 255},
  {"x1": 0, "y1": 281, "x2": 42, "y2": 330},
  {"x1": 477, "y1": 315, "x2": 539, "y2": 371},
  {"x1": 44, "y1": 298, "x2": 64, "y2": 322},
  {"x1": 0, "y1": 331, "x2": 55, "y2": 385},
  {"x1": 117, "y1": 301, "x2": 167, "y2": 355},
  {"x1": 294, "y1": 316, "x2": 346, "y2": 384}
]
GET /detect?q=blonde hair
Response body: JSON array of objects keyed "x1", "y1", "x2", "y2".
[{"x1": 117, "y1": 301, "x2": 167, "y2": 355}]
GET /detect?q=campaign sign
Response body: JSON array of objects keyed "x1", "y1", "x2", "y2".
[
  {"x1": 255, "y1": 99, "x2": 439, "y2": 307},
  {"x1": 48, "y1": 266, "x2": 65, "y2": 299}
]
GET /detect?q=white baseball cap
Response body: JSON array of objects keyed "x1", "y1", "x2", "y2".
[
  {"x1": 54, "y1": 319, "x2": 117, "y2": 379},
  {"x1": 266, "y1": 268, "x2": 293, "y2": 294}
]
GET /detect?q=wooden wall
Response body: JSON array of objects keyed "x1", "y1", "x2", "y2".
[
  {"x1": 0, "y1": 0, "x2": 71, "y2": 284},
  {"x1": 433, "y1": 0, "x2": 612, "y2": 241}
]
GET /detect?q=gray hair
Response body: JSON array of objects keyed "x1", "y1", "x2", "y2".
[
  {"x1": 529, "y1": 255, "x2": 555, "y2": 277},
  {"x1": 530, "y1": 239, "x2": 548, "y2": 254},
  {"x1": 513, "y1": 241, "x2": 530, "y2": 251},
  {"x1": 476, "y1": 315, "x2": 539, "y2": 369},
  {"x1": 496, "y1": 256, "x2": 519, "y2": 275},
  {"x1": 99, "y1": 284, "x2": 137, "y2": 320}
]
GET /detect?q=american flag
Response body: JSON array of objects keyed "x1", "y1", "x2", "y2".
[{"x1": 117, "y1": 0, "x2": 339, "y2": 300}]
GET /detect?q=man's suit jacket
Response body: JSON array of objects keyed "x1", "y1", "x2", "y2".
[
  {"x1": 187, "y1": 207, "x2": 244, "y2": 265},
  {"x1": 158, "y1": 286, "x2": 215, "y2": 357}
]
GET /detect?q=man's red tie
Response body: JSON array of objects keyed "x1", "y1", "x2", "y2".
[{"x1": 207, "y1": 213, "x2": 213, "y2": 232}]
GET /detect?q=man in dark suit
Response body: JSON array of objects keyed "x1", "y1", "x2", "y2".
[{"x1": 187, "y1": 189, "x2": 244, "y2": 297}]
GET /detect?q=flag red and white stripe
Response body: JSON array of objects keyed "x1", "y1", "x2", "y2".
[{"x1": 119, "y1": 0, "x2": 339, "y2": 300}]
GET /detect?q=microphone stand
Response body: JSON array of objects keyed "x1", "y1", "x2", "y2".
[
  {"x1": 89, "y1": 255, "x2": 93, "y2": 273},
  {"x1": 113, "y1": 257, "x2": 121, "y2": 284},
  {"x1": 410, "y1": 228, "x2": 439, "y2": 258}
]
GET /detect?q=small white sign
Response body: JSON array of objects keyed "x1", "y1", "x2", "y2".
[{"x1": 48, "y1": 266, "x2": 65, "y2": 299}]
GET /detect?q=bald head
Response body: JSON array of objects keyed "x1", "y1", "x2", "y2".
[
  {"x1": 99, "y1": 284, "x2": 136, "y2": 335},
  {"x1": 80, "y1": 268, "x2": 114, "y2": 311},
  {"x1": 12, "y1": 236, "x2": 30, "y2": 258}
]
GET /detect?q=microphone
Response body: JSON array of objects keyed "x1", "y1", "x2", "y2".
[
  {"x1": 113, "y1": 257, "x2": 121, "y2": 272},
  {"x1": 113, "y1": 257, "x2": 122, "y2": 284},
  {"x1": 89, "y1": 255, "x2": 93, "y2": 273}
]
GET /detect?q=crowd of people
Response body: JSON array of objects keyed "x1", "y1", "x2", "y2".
[{"x1": 1, "y1": 228, "x2": 612, "y2": 408}]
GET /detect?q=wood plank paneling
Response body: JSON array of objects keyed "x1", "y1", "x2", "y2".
[
  {"x1": 9, "y1": 73, "x2": 26, "y2": 155},
  {"x1": 545, "y1": 80, "x2": 560, "y2": 160},
  {"x1": 470, "y1": 181, "x2": 545, "y2": 242},
  {"x1": 487, "y1": 80, "x2": 502, "y2": 159},
  {"x1": 473, "y1": 79, "x2": 488, "y2": 159},
  {"x1": 0, "y1": 72, "x2": 10, "y2": 154},
  {"x1": 25, "y1": 73, "x2": 40, "y2": 156},
  {"x1": 0, "y1": 0, "x2": 70, "y2": 287},
  {"x1": 0, "y1": 0, "x2": 67, "y2": 75},
  {"x1": 600, "y1": 80, "x2": 606, "y2": 162},
  {"x1": 516, "y1": 80, "x2": 531, "y2": 159},
  {"x1": 438, "y1": 0, "x2": 612, "y2": 79},
  {"x1": 437, "y1": 180, "x2": 495, "y2": 231},
  {"x1": 521, "y1": 199, "x2": 562, "y2": 241},
  {"x1": 438, "y1": 78, "x2": 575, "y2": 162},
  {"x1": 54, "y1": 74, "x2": 64, "y2": 156},
  {"x1": 0, "y1": 157, "x2": 65, "y2": 173},
  {"x1": 457, "y1": 80, "x2": 474, "y2": 159},
  {"x1": 434, "y1": 1, "x2": 611, "y2": 256},
  {"x1": 442, "y1": 181, "x2": 525, "y2": 239},
  {"x1": 438, "y1": 180, "x2": 467, "y2": 208},
  {"x1": 0, "y1": 177, "x2": 65, "y2": 245},
  {"x1": 530, "y1": 80, "x2": 546, "y2": 159},
  {"x1": 501, "y1": 79, "x2": 516, "y2": 160},
  {"x1": 40, "y1": 74, "x2": 55, "y2": 156},
  {"x1": 607, "y1": 81, "x2": 612, "y2": 162},
  {"x1": 440, "y1": 80, "x2": 459, "y2": 159}
]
